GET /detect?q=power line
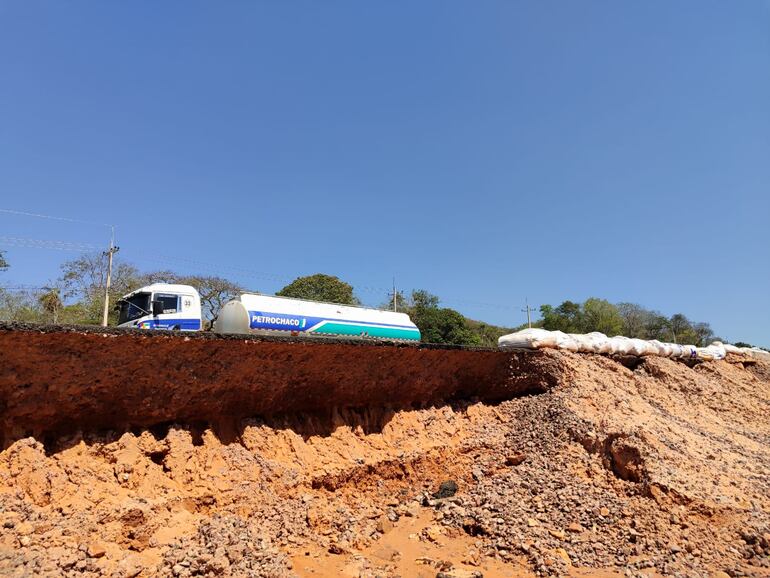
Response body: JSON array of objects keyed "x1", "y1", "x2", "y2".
[
  {"x1": 123, "y1": 250, "x2": 401, "y2": 296},
  {"x1": 0, "y1": 209, "x2": 522, "y2": 311},
  {"x1": 0, "y1": 234, "x2": 527, "y2": 314},
  {"x1": 0, "y1": 208, "x2": 112, "y2": 229},
  {"x1": 442, "y1": 298, "x2": 511, "y2": 311},
  {"x1": 124, "y1": 251, "x2": 295, "y2": 284},
  {"x1": 0, "y1": 240, "x2": 524, "y2": 313},
  {"x1": 0, "y1": 285, "x2": 49, "y2": 291},
  {"x1": 0, "y1": 208, "x2": 544, "y2": 317},
  {"x1": 0, "y1": 236, "x2": 102, "y2": 252},
  {"x1": 126, "y1": 250, "x2": 523, "y2": 311}
]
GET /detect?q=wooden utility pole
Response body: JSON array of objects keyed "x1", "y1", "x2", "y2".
[
  {"x1": 101, "y1": 227, "x2": 119, "y2": 327},
  {"x1": 392, "y1": 277, "x2": 397, "y2": 312},
  {"x1": 521, "y1": 297, "x2": 536, "y2": 329}
]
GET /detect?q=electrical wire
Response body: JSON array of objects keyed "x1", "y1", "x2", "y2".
[
  {"x1": 0, "y1": 285, "x2": 49, "y2": 291},
  {"x1": 0, "y1": 236, "x2": 102, "y2": 252},
  {"x1": 1, "y1": 240, "x2": 524, "y2": 316},
  {"x1": 0, "y1": 208, "x2": 112, "y2": 229},
  {"x1": 0, "y1": 209, "x2": 532, "y2": 322}
]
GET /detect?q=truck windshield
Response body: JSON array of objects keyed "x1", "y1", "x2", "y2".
[{"x1": 117, "y1": 292, "x2": 151, "y2": 324}]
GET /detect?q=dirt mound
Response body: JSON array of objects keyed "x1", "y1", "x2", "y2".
[
  {"x1": 0, "y1": 335, "x2": 769, "y2": 576},
  {"x1": 0, "y1": 325, "x2": 560, "y2": 446}
]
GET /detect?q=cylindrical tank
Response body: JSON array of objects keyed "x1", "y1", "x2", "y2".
[
  {"x1": 213, "y1": 294, "x2": 421, "y2": 342},
  {"x1": 215, "y1": 300, "x2": 251, "y2": 334}
]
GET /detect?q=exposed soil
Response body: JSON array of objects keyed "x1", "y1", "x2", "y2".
[
  {"x1": 0, "y1": 325, "x2": 560, "y2": 446},
  {"x1": 0, "y1": 326, "x2": 769, "y2": 577}
]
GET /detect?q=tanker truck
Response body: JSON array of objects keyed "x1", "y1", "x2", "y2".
[{"x1": 115, "y1": 283, "x2": 421, "y2": 342}]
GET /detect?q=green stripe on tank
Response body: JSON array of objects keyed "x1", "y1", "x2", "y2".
[{"x1": 311, "y1": 321, "x2": 420, "y2": 341}]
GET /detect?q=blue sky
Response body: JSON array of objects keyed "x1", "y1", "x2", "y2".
[{"x1": 0, "y1": 1, "x2": 768, "y2": 346}]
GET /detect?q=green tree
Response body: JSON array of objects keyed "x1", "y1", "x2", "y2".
[
  {"x1": 540, "y1": 300, "x2": 583, "y2": 333},
  {"x1": 0, "y1": 250, "x2": 8, "y2": 271},
  {"x1": 38, "y1": 287, "x2": 63, "y2": 324},
  {"x1": 59, "y1": 253, "x2": 142, "y2": 324},
  {"x1": 0, "y1": 288, "x2": 44, "y2": 323},
  {"x1": 407, "y1": 289, "x2": 481, "y2": 345},
  {"x1": 173, "y1": 275, "x2": 244, "y2": 328},
  {"x1": 277, "y1": 274, "x2": 358, "y2": 305},
  {"x1": 411, "y1": 306, "x2": 480, "y2": 346},
  {"x1": 669, "y1": 313, "x2": 702, "y2": 345},
  {"x1": 617, "y1": 302, "x2": 649, "y2": 338},
  {"x1": 411, "y1": 289, "x2": 440, "y2": 310},
  {"x1": 464, "y1": 318, "x2": 516, "y2": 347},
  {"x1": 581, "y1": 298, "x2": 624, "y2": 335},
  {"x1": 644, "y1": 312, "x2": 674, "y2": 341},
  {"x1": 692, "y1": 322, "x2": 716, "y2": 346}
]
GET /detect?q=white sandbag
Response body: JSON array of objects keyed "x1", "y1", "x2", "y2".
[
  {"x1": 723, "y1": 343, "x2": 742, "y2": 355},
  {"x1": 657, "y1": 341, "x2": 674, "y2": 357},
  {"x1": 696, "y1": 347, "x2": 715, "y2": 360},
  {"x1": 628, "y1": 338, "x2": 656, "y2": 356},
  {"x1": 498, "y1": 328, "x2": 556, "y2": 350},
  {"x1": 627, "y1": 338, "x2": 644, "y2": 356},
  {"x1": 709, "y1": 342, "x2": 726, "y2": 360},
  {"x1": 649, "y1": 340, "x2": 678, "y2": 357},
  {"x1": 567, "y1": 334, "x2": 588, "y2": 352},
  {"x1": 585, "y1": 332, "x2": 613, "y2": 354},
  {"x1": 696, "y1": 342, "x2": 726, "y2": 361},
  {"x1": 745, "y1": 347, "x2": 770, "y2": 360},
  {"x1": 553, "y1": 331, "x2": 580, "y2": 352},
  {"x1": 711, "y1": 342, "x2": 727, "y2": 359},
  {"x1": 681, "y1": 345, "x2": 698, "y2": 359},
  {"x1": 660, "y1": 341, "x2": 680, "y2": 357},
  {"x1": 568, "y1": 333, "x2": 602, "y2": 353},
  {"x1": 666, "y1": 343, "x2": 681, "y2": 357},
  {"x1": 646, "y1": 340, "x2": 665, "y2": 356},
  {"x1": 609, "y1": 336, "x2": 633, "y2": 355}
]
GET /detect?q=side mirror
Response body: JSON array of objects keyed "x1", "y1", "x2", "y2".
[{"x1": 151, "y1": 300, "x2": 164, "y2": 316}]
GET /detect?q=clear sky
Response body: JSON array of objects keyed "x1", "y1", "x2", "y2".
[{"x1": 0, "y1": 1, "x2": 768, "y2": 346}]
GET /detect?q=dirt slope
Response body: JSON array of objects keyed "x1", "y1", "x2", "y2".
[
  {"x1": 0, "y1": 325, "x2": 559, "y2": 445},
  {"x1": 1, "y1": 337, "x2": 769, "y2": 577}
]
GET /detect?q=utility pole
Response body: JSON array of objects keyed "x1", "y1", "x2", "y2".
[
  {"x1": 521, "y1": 297, "x2": 536, "y2": 329},
  {"x1": 101, "y1": 227, "x2": 119, "y2": 327},
  {"x1": 392, "y1": 277, "x2": 397, "y2": 312}
]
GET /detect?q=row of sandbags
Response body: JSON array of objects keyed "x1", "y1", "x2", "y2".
[
  {"x1": 498, "y1": 328, "x2": 769, "y2": 361},
  {"x1": 723, "y1": 343, "x2": 770, "y2": 361}
]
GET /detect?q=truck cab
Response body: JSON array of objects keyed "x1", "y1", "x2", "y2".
[{"x1": 116, "y1": 283, "x2": 202, "y2": 331}]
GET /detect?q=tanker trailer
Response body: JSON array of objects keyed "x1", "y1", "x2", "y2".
[
  {"x1": 214, "y1": 293, "x2": 421, "y2": 342},
  {"x1": 116, "y1": 283, "x2": 421, "y2": 343}
]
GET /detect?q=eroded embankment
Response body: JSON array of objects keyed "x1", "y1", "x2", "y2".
[
  {"x1": 0, "y1": 324, "x2": 563, "y2": 446},
  {"x1": 1, "y1": 348, "x2": 769, "y2": 578}
]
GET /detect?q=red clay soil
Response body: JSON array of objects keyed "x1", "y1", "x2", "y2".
[
  {"x1": 1, "y1": 326, "x2": 769, "y2": 577},
  {"x1": 0, "y1": 325, "x2": 561, "y2": 446}
]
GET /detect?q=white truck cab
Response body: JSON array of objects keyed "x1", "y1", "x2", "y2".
[{"x1": 116, "y1": 283, "x2": 202, "y2": 331}]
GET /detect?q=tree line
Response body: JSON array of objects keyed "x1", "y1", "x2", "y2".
[
  {"x1": 0, "y1": 249, "x2": 762, "y2": 349},
  {"x1": 539, "y1": 298, "x2": 720, "y2": 347}
]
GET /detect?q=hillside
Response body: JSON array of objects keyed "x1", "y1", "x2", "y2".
[{"x1": 0, "y1": 327, "x2": 769, "y2": 577}]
